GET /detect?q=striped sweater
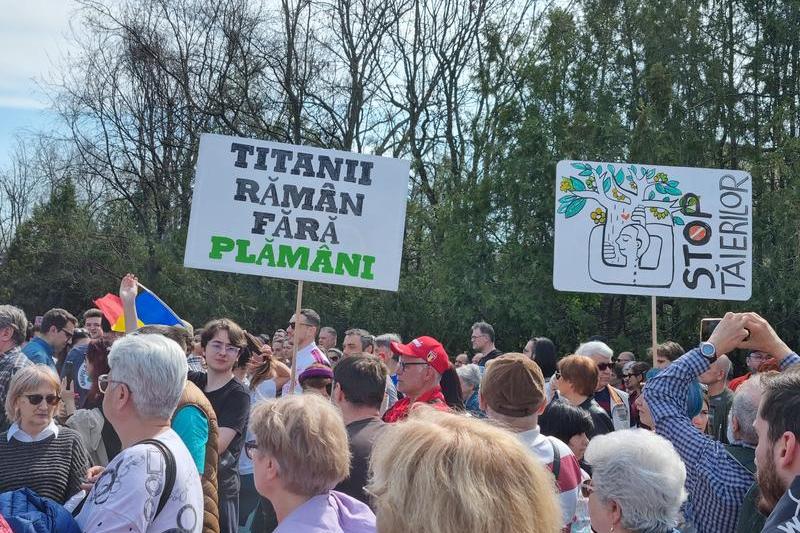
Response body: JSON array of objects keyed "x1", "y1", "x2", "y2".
[{"x1": 0, "y1": 427, "x2": 90, "y2": 503}]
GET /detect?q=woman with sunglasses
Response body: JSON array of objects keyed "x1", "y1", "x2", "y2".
[
  {"x1": 583, "y1": 429, "x2": 686, "y2": 533},
  {"x1": 0, "y1": 365, "x2": 90, "y2": 503},
  {"x1": 621, "y1": 361, "x2": 650, "y2": 427}
]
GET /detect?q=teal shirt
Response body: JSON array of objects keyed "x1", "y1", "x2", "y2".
[{"x1": 171, "y1": 405, "x2": 208, "y2": 474}]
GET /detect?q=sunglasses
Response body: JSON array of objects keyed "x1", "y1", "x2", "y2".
[
  {"x1": 622, "y1": 372, "x2": 643, "y2": 379},
  {"x1": 25, "y1": 394, "x2": 61, "y2": 406},
  {"x1": 597, "y1": 362, "x2": 612, "y2": 371},
  {"x1": 580, "y1": 479, "x2": 594, "y2": 498}
]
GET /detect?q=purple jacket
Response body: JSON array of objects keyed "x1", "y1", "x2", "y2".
[{"x1": 275, "y1": 491, "x2": 376, "y2": 533}]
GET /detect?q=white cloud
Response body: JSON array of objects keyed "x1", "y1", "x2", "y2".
[{"x1": 0, "y1": 0, "x2": 80, "y2": 110}]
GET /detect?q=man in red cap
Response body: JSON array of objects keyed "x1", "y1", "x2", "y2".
[{"x1": 382, "y1": 336, "x2": 452, "y2": 422}]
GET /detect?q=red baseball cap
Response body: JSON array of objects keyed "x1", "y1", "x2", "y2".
[{"x1": 390, "y1": 336, "x2": 451, "y2": 374}]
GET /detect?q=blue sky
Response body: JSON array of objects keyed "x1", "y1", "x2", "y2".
[{"x1": 0, "y1": 0, "x2": 77, "y2": 169}]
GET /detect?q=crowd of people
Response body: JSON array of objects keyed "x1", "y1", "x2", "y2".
[{"x1": 0, "y1": 276, "x2": 799, "y2": 533}]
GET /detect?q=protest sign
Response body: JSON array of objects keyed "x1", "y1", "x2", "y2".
[
  {"x1": 553, "y1": 160, "x2": 752, "y2": 301},
  {"x1": 184, "y1": 133, "x2": 410, "y2": 291}
]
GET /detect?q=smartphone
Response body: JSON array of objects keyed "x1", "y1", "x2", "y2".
[
  {"x1": 63, "y1": 361, "x2": 74, "y2": 390},
  {"x1": 700, "y1": 318, "x2": 722, "y2": 342}
]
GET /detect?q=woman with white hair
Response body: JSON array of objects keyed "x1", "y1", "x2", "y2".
[
  {"x1": 456, "y1": 363, "x2": 483, "y2": 417},
  {"x1": 584, "y1": 428, "x2": 686, "y2": 533}
]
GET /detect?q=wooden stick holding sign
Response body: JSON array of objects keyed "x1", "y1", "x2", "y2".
[
  {"x1": 651, "y1": 296, "x2": 657, "y2": 366},
  {"x1": 287, "y1": 280, "x2": 304, "y2": 395}
]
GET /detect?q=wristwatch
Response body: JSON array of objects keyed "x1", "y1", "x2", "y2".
[{"x1": 699, "y1": 341, "x2": 718, "y2": 361}]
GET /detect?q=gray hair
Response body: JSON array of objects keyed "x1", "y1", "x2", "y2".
[
  {"x1": 457, "y1": 363, "x2": 482, "y2": 389},
  {"x1": 586, "y1": 429, "x2": 687, "y2": 532},
  {"x1": 729, "y1": 375, "x2": 762, "y2": 446},
  {"x1": 375, "y1": 333, "x2": 401, "y2": 349},
  {"x1": 575, "y1": 341, "x2": 614, "y2": 360},
  {"x1": 0, "y1": 305, "x2": 28, "y2": 346},
  {"x1": 108, "y1": 334, "x2": 187, "y2": 420}
]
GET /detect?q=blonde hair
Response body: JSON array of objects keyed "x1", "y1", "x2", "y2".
[
  {"x1": 368, "y1": 408, "x2": 562, "y2": 533},
  {"x1": 5, "y1": 365, "x2": 61, "y2": 423},
  {"x1": 249, "y1": 393, "x2": 349, "y2": 496}
]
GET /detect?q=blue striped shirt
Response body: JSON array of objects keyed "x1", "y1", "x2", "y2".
[{"x1": 645, "y1": 347, "x2": 800, "y2": 533}]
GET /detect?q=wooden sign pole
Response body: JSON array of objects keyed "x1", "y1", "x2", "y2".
[
  {"x1": 287, "y1": 280, "x2": 304, "y2": 395},
  {"x1": 651, "y1": 296, "x2": 658, "y2": 365}
]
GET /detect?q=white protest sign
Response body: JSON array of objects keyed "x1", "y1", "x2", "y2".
[
  {"x1": 553, "y1": 160, "x2": 752, "y2": 300},
  {"x1": 184, "y1": 133, "x2": 410, "y2": 291}
]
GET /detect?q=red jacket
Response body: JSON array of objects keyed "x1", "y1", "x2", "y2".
[{"x1": 382, "y1": 386, "x2": 449, "y2": 423}]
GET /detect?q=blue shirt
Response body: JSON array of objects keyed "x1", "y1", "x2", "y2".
[
  {"x1": 171, "y1": 405, "x2": 209, "y2": 474},
  {"x1": 21, "y1": 337, "x2": 55, "y2": 369},
  {"x1": 645, "y1": 347, "x2": 800, "y2": 533}
]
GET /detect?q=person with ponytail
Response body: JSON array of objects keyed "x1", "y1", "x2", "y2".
[
  {"x1": 239, "y1": 331, "x2": 290, "y2": 529},
  {"x1": 382, "y1": 336, "x2": 463, "y2": 423}
]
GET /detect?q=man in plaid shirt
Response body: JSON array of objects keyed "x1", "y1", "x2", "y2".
[
  {"x1": 645, "y1": 312, "x2": 800, "y2": 533},
  {"x1": 0, "y1": 305, "x2": 33, "y2": 432}
]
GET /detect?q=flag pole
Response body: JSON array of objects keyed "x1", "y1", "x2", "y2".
[
  {"x1": 651, "y1": 296, "x2": 658, "y2": 366},
  {"x1": 288, "y1": 280, "x2": 304, "y2": 395}
]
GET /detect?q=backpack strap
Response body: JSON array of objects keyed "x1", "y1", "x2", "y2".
[
  {"x1": 138, "y1": 438, "x2": 177, "y2": 519},
  {"x1": 549, "y1": 437, "x2": 561, "y2": 480}
]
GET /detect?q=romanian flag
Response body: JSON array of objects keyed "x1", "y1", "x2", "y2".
[{"x1": 94, "y1": 287, "x2": 182, "y2": 333}]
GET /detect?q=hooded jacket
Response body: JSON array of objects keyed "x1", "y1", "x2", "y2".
[{"x1": 274, "y1": 490, "x2": 376, "y2": 533}]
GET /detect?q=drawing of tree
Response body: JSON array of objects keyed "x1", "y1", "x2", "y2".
[{"x1": 558, "y1": 163, "x2": 689, "y2": 261}]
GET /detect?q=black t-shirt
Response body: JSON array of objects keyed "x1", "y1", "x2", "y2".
[
  {"x1": 188, "y1": 371, "x2": 250, "y2": 499},
  {"x1": 477, "y1": 348, "x2": 503, "y2": 367},
  {"x1": 334, "y1": 417, "x2": 386, "y2": 506}
]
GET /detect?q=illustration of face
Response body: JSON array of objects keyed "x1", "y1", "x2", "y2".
[{"x1": 615, "y1": 226, "x2": 640, "y2": 259}]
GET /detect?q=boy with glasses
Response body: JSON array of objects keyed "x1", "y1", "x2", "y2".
[
  {"x1": 187, "y1": 319, "x2": 250, "y2": 533},
  {"x1": 22, "y1": 308, "x2": 77, "y2": 369}
]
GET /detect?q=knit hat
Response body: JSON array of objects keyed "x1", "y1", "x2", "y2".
[
  {"x1": 390, "y1": 336, "x2": 451, "y2": 374},
  {"x1": 481, "y1": 353, "x2": 546, "y2": 417}
]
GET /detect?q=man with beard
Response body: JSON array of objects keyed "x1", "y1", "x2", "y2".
[
  {"x1": 644, "y1": 312, "x2": 800, "y2": 533},
  {"x1": 753, "y1": 364, "x2": 800, "y2": 529}
]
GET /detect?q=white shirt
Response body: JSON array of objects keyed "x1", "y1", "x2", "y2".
[
  {"x1": 75, "y1": 428, "x2": 203, "y2": 533},
  {"x1": 7, "y1": 420, "x2": 59, "y2": 442},
  {"x1": 281, "y1": 342, "x2": 329, "y2": 395}
]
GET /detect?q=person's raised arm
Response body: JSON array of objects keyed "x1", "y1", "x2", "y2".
[
  {"x1": 739, "y1": 312, "x2": 799, "y2": 369},
  {"x1": 119, "y1": 273, "x2": 139, "y2": 335}
]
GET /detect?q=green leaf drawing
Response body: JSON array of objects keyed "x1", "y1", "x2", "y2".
[
  {"x1": 559, "y1": 195, "x2": 574, "y2": 205},
  {"x1": 603, "y1": 177, "x2": 611, "y2": 192},
  {"x1": 667, "y1": 180, "x2": 679, "y2": 187},
  {"x1": 673, "y1": 216, "x2": 685, "y2": 225},
  {"x1": 595, "y1": 165, "x2": 602, "y2": 175},
  {"x1": 655, "y1": 183, "x2": 667, "y2": 194},
  {"x1": 614, "y1": 169, "x2": 624, "y2": 186},
  {"x1": 564, "y1": 197, "x2": 586, "y2": 218},
  {"x1": 664, "y1": 186, "x2": 681, "y2": 196},
  {"x1": 571, "y1": 162, "x2": 588, "y2": 171},
  {"x1": 579, "y1": 169, "x2": 592, "y2": 177},
  {"x1": 570, "y1": 177, "x2": 586, "y2": 191},
  {"x1": 648, "y1": 191, "x2": 656, "y2": 200}
]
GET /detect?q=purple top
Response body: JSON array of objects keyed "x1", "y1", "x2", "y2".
[{"x1": 275, "y1": 490, "x2": 376, "y2": 533}]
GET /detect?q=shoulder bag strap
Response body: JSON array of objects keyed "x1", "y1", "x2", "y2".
[{"x1": 138, "y1": 438, "x2": 177, "y2": 518}]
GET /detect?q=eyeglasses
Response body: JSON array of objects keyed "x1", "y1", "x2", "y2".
[
  {"x1": 470, "y1": 334, "x2": 487, "y2": 341},
  {"x1": 24, "y1": 394, "x2": 61, "y2": 406},
  {"x1": 60, "y1": 328, "x2": 74, "y2": 340},
  {"x1": 98, "y1": 374, "x2": 127, "y2": 394},
  {"x1": 398, "y1": 361, "x2": 429, "y2": 371},
  {"x1": 597, "y1": 362, "x2": 612, "y2": 371},
  {"x1": 580, "y1": 479, "x2": 594, "y2": 498},
  {"x1": 554, "y1": 370, "x2": 562, "y2": 380},
  {"x1": 244, "y1": 441, "x2": 259, "y2": 460},
  {"x1": 287, "y1": 322, "x2": 313, "y2": 329},
  {"x1": 622, "y1": 372, "x2": 642, "y2": 379},
  {"x1": 208, "y1": 340, "x2": 241, "y2": 356}
]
